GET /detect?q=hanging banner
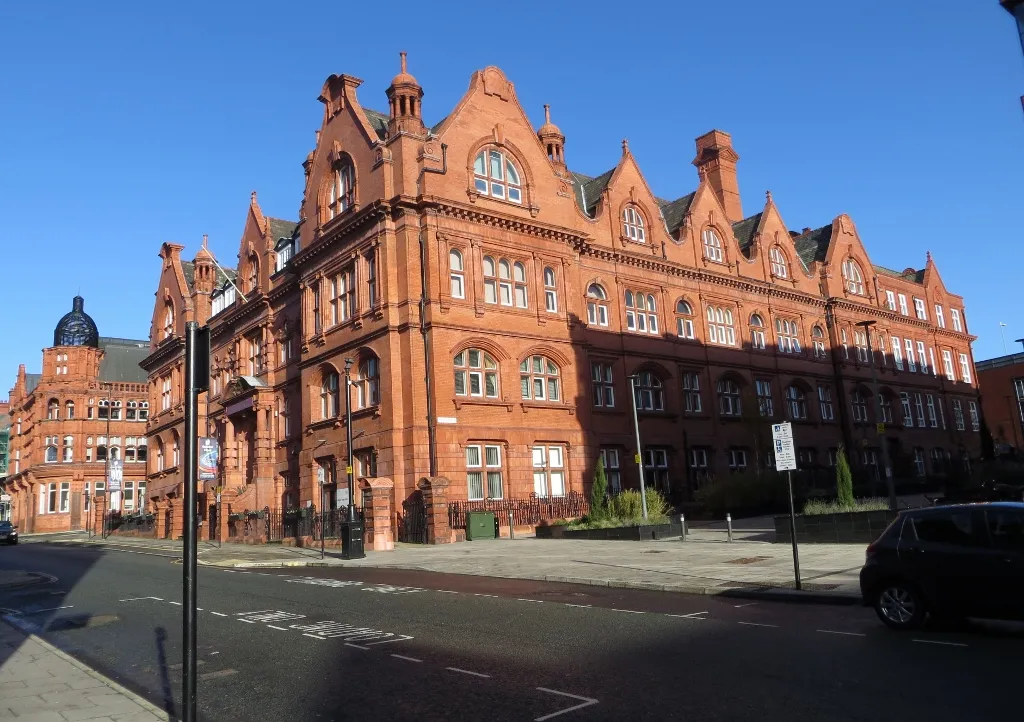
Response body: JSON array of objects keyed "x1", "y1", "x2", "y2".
[
  {"x1": 199, "y1": 438, "x2": 220, "y2": 481},
  {"x1": 107, "y1": 460, "x2": 123, "y2": 491}
]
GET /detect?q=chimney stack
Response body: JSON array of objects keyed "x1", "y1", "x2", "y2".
[{"x1": 693, "y1": 130, "x2": 742, "y2": 223}]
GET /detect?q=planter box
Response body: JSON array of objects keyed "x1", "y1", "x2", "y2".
[
  {"x1": 535, "y1": 522, "x2": 682, "y2": 541},
  {"x1": 774, "y1": 509, "x2": 899, "y2": 544}
]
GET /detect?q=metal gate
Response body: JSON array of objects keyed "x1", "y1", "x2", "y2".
[
  {"x1": 69, "y1": 492, "x2": 82, "y2": 531},
  {"x1": 398, "y1": 492, "x2": 426, "y2": 544}
]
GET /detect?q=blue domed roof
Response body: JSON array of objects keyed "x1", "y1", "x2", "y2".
[{"x1": 53, "y1": 296, "x2": 99, "y2": 348}]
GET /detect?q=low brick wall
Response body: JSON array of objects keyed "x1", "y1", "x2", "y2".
[
  {"x1": 535, "y1": 522, "x2": 682, "y2": 541},
  {"x1": 773, "y1": 510, "x2": 899, "y2": 544}
]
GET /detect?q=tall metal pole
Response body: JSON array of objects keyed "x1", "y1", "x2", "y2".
[
  {"x1": 786, "y1": 470, "x2": 802, "y2": 590},
  {"x1": 182, "y1": 322, "x2": 207, "y2": 722},
  {"x1": 627, "y1": 376, "x2": 649, "y2": 521},
  {"x1": 344, "y1": 358, "x2": 355, "y2": 523},
  {"x1": 858, "y1": 321, "x2": 897, "y2": 512}
]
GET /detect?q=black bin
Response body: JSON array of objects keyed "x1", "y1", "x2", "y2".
[{"x1": 340, "y1": 519, "x2": 366, "y2": 559}]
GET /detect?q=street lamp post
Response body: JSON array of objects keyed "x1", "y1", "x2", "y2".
[
  {"x1": 344, "y1": 358, "x2": 355, "y2": 523},
  {"x1": 856, "y1": 320, "x2": 898, "y2": 512},
  {"x1": 627, "y1": 375, "x2": 649, "y2": 521}
]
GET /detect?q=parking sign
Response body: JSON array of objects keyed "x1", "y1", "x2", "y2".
[{"x1": 771, "y1": 422, "x2": 797, "y2": 472}]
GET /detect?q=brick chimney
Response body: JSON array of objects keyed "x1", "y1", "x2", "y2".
[{"x1": 693, "y1": 130, "x2": 743, "y2": 223}]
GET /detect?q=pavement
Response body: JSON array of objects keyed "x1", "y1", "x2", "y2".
[
  {"x1": 1, "y1": 540, "x2": 1020, "y2": 721},
  {"x1": 19, "y1": 523, "x2": 866, "y2": 603}
]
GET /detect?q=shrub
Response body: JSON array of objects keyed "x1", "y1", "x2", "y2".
[
  {"x1": 835, "y1": 445, "x2": 854, "y2": 507},
  {"x1": 606, "y1": 488, "x2": 670, "y2": 525},
  {"x1": 803, "y1": 497, "x2": 890, "y2": 515},
  {"x1": 590, "y1": 456, "x2": 609, "y2": 521}
]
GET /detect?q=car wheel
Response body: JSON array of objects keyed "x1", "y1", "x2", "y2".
[{"x1": 875, "y1": 582, "x2": 926, "y2": 630}]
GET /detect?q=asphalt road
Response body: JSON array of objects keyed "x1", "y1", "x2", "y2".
[{"x1": 1, "y1": 541, "x2": 1022, "y2": 721}]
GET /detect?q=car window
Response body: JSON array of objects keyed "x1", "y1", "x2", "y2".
[
  {"x1": 912, "y1": 511, "x2": 981, "y2": 548},
  {"x1": 986, "y1": 510, "x2": 1024, "y2": 552}
]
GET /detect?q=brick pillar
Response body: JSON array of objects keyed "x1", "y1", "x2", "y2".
[
  {"x1": 418, "y1": 476, "x2": 453, "y2": 545},
  {"x1": 92, "y1": 495, "x2": 107, "y2": 536},
  {"x1": 169, "y1": 500, "x2": 184, "y2": 541},
  {"x1": 217, "y1": 492, "x2": 234, "y2": 543},
  {"x1": 154, "y1": 500, "x2": 168, "y2": 539},
  {"x1": 360, "y1": 477, "x2": 394, "y2": 551}
]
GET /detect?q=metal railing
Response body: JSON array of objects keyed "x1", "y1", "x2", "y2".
[{"x1": 447, "y1": 491, "x2": 589, "y2": 530}]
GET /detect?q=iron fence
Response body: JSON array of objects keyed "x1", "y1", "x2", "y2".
[
  {"x1": 447, "y1": 491, "x2": 589, "y2": 530},
  {"x1": 264, "y1": 507, "x2": 364, "y2": 542}
]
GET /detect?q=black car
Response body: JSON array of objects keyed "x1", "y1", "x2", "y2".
[
  {"x1": 0, "y1": 521, "x2": 17, "y2": 545},
  {"x1": 860, "y1": 502, "x2": 1024, "y2": 629}
]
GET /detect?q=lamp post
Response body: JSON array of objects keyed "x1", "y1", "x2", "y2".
[
  {"x1": 856, "y1": 320, "x2": 898, "y2": 512},
  {"x1": 627, "y1": 375, "x2": 649, "y2": 521},
  {"x1": 344, "y1": 358, "x2": 355, "y2": 523}
]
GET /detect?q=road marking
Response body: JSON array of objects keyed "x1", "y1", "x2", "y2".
[
  {"x1": 345, "y1": 643, "x2": 370, "y2": 650},
  {"x1": 666, "y1": 612, "x2": 708, "y2": 619},
  {"x1": 266, "y1": 625, "x2": 288, "y2": 631},
  {"x1": 474, "y1": 593, "x2": 498, "y2": 598},
  {"x1": 238, "y1": 619, "x2": 255, "y2": 623},
  {"x1": 222, "y1": 570, "x2": 235, "y2": 573},
  {"x1": 391, "y1": 654, "x2": 422, "y2": 663},
  {"x1": 737, "y1": 621, "x2": 778, "y2": 628},
  {"x1": 517, "y1": 598, "x2": 544, "y2": 603},
  {"x1": 210, "y1": 652, "x2": 220, "y2": 655},
  {"x1": 210, "y1": 612, "x2": 227, "y2": 617},
  {"x1": 168, "y1": 602, "x2": 182, "y2": 606},
  {"x1": 437, "y1": 590, "x2": 458, "y2": 594},
  {"x1": 734, "y1": 602, "x2": 758, "y2": 608},
  {"x1": 234, "y1": 610, "x2": 273, "y2": 615},
  {"x1": 610, "y1": 609, "x2": 645, "y2": 614},
  {"x1": 303, "y1": 634, "x2": 325, "y2": 640},
  {"x1": 447, "y1": 667, "x2": 490, "y2": 678},
  {"x1": 913, "y1": 639, "x2": 968, "y2": 647},
  {"x1": 816, "y1": 629, "x2": 866, "y2": 637},
  {"x1": 535, "y1": 688, "x2": 599, "y2": 721},
  {"x1": 564, "y1": 604, "x2": 592, "y2": 608},
  {"x1": 199, "y1": 669, "x2": 238, "y2": 681},
  {"x1": 120, "y1": 596, "x2": 163, "y2": 602},
  {"x1": 23, "y1": 606, "x2": 73, "y2": 615},
  {"x1": 366, "y1": 635, "x2": 415, "y2": 646}
]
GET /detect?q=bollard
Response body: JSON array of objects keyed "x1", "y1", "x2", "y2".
[
  {"x1": 726, "y1": 513, "x2": 733, "y2": 542},
  {"x1": 508, "y1": 510, "x2": 515, "y2": 540},
  {"x1": 679, "y1": 513, "x2": 686, "y2": 541}
]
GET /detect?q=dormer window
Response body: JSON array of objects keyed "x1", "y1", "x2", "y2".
[
  {"x1": 702, "y1": 229, "x2": 723, "y2": 263},
  {"x1": 473, "y1": 149, "x2": 522, "y2": 204},
  {"x1": 769, "y1": 246, "x2": 789, "y2": 279},
  {"x1": 841, "y1": 258, "x2": 865, "y2": 295},
  {"x1": 622, "y1": 206, "x2": 645, "y2": 243},
  {"x1": 328, "y1": 162, "x2": 354, "y2": 220}
]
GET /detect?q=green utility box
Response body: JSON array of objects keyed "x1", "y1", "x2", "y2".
[{"x1": 465, "y1": 511, "x2": 496, "y2": 541}]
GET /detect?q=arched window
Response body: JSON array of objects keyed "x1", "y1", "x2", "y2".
[
  {"x1": 543, "y1": 267, "x2": 557, "y2": 312},
  {"x1": 775, "y1": 318, "x2": 801, "y2": 354},
  {"x1": 812, "y1": 325, "x2": 826, "y2": 358},
  {"x1": 622, "y1": 206, "x2": 645, "y2": 242},
  {"x1": 64, "y1": 400, "x2": 74, "y2": 419},
  {"x1": 717, "y1": 379, "x2": 741, "y2": 416},
  {"x1": 586, "y1": 284, "x2": 609, "y2": 326},
  {"x1": 632, "y1": 371, "x2": 664, "y2": 411},
  {"x1": 676, "y1": 300, "x2": 695, "y2": 339},
  {"x1": 786, "y1": 385, "x2": 808, "y2": 420},
  {"x1": 163, "y1": 303, "x2": 174, "y2": 339},
  {"x1": 48, "y1": 399, "x2": 59, "y2": 420},
  {"x1": 454, "y1": 349, "x2": 499, "y2": 398},
  {"x1": 45, "y1": 442, "x2": 58, "y2": 463},
  {"x1": 520, "y1": 355, "x2": 560, "y2": 402},
  {"x1": 482, "y1": 256, "x2": 526, "y2": 307},
  {"x1": 706, "y1": 306, "x2": 736, "y2": 346},
  {"x1": 851, "y1": 390, "x2": 869, "y2": 423},
  {"x1": 625, "y1": 291, "x2": 658, "y2": 334},
  {"x1": 702, "y1": 228, "x2": 723, "y2": 262},
  {"x1": 328, "y1": 162, "x2": 355, "y2": 220},
  {"x1": 171, "y1": 432, "x2": 180, "y2": 468},
  {"x1": 769, "y1": 246, "x2": 789, "y2": 279},
  {"x1": 449, "y1": 249, "x2": 465, "y2": 299},
  {"x1": 247, "y1": 254, "x2": 260, "y2": 294},
  {"x1": 62, "y1": 435, "x2": 73, "y2": 463},
  {"x1": 473, "y1": 148, "x2": 522, "y2": 204},
  {"x1": 513, "y1": 262, "x2": 528, "y2": 308},
  {"x1": 750, "y1": 314, "x2": 766, "y2": 350},
  {"x1": 321, "y1": 370, "x2": 340, "y2": 419},
  {"x1": 156, "y1": 437, "x2": 165, "y2": 472},
  {"x1": 356, "y1": 357, "x2": 380, "y2": 409},
  {"x1": 842, "y1": 258, "x2": 865, "y2": 295}
]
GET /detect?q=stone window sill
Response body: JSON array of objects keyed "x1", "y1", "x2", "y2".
[{"x1": 454, "y1": 398, "x2": 514, "y2": 412}]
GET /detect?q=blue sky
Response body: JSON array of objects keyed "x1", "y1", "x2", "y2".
[{"x1": 1, "y1": 0, "x2": 1021, "y2": 387}]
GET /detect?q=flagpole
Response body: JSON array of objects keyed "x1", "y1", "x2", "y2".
[{"x1": 1000, "y1": 323, "x2": 1009, "y2": 355}]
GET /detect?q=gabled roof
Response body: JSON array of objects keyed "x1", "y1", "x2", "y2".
[
  {"x1": 731, "y1": 213, "x2": 763, "y2": 255},
  {"x1": 570, "y1": 169, "x2": 614, "y2": 217},
  {"x1": 363, "y1": 108, "x2": 389, "y2": 140},
  {"x1": 98, "y1": 337, "x2": 149, "y2": 384},
  {"x1": 180, "y1": 261, "x2": 236, "y2": 291},
  {"x1": 873, "y1": 265, "x2": 924, "y2": 285},
  {"x1": 657, "y1": 193, "x2": 696, "y2": 234},
  {"x1": 793, "y1": 225, "x2": 833, "y2": 266}
]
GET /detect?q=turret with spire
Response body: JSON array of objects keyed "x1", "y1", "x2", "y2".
[
  {"x1": 537, "y1": 104, "x2": 565, "y2": 171},
  {"x1": 386, "y1": 52, "x2": 424, "y2": 136}
]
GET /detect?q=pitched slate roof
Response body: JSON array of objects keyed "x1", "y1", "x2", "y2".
[
  {"x1": 731, "y1": 213, "x2": 763, "y2": 255},
  {"x1": 25, "y1": 374, "x2": 41, "y2": 395},
  {"x1": 180, "y1": 261, "x2": 236, "y2": 291},
  {"x1": 570, "y1": 169, "x2": 615, "y2": 217},
  {"x1": 657, "y1": 193, "x2": 697, "y2": 234},
  {"x1": 793, "y1": 225, "x2": 833, "y2": 267},
  {"x1": 873, "y1": 265, "x2": 924, "y2": 285},
  {"x1": 268, "y1": 218, "x2": 298, "y2": 242},
  {"x1": 98, "y1": 338, "x2": 149, "y2": 384},
  {"x1": 363, "y1": 109, "x2": 389, "y2": 140}
]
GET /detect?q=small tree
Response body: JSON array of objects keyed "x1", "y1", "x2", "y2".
[
  {"x1": 835, "y1": 444, "x2": 855, "y2": 507},
  {"x1": 590, "y1": 455, "x2": 609, "y2": 520}
]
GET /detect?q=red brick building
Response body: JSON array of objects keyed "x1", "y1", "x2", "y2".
[
  {"x1": 142, "y1": 58, "x2": 982, "y2": 530},
  {"x1": 3, "y1": 297, "x2": 150, "y2": 532},
  {"x1": 977, "y1": 352, "x2": 1024, "y2": 453}
]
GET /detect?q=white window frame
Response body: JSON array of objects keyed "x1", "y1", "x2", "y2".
[
  {"x1": 466, "y1": 444, "x2": 503, "y2": 501},
  {"x1": 935, "y1": 305, "x2": 945, "y2": 328},
  {"x1": 473, "y1": 149, "x2": 523, "y2": 204},
  {"x1": 775, "y1": 317, "x2": 801, "y2": 355},
  {"x1": 676, "y1": 301, "x2": 695, "y2": 339},
  {"x1": 586, "y1": 284, "x2": 609, "y2": 327},
  {"x1": 898, "y1": 294, "x2": 909, "y2": 316},
  {"x1": 454, "y1": 349, "x2": 499, "y2": 399},
  {"x1": 786, "y1": 386, "x2": 808, "y2": 420},
  {"x1": 718, "y1": 379, "x2": 741, "y2": 417},
  {"x1": 769, "y1": 246, "x2": 788, "y2": 278},
  {"x1": 891, "y1": 337, "x2": 903, "y2": 370},
  {"x1": 913, "y1": 298, "x2": 927, "y2": 320},
  {"x1": 926, "y1": 395, "x2": 938, "y2": 428},
  {"x1": 543, "y1": 267, "x2": 557, "y2": 313},
  {"x1": 750, "y1": 315, "x2": 766, "y2": 350},
  {"x1": 600, "y1": 448, "x2": 621, "y2": 494},
  {"x1": 812, "y1": 326, "x2": 826, "y2": 358},
  {"x1": 818, "y1": 385, "x2": 834, "y2": 420},
  {"x1": 622, "y1": 206, "x2": 646, "y2": 243},
  {"x1": 953, "y1": 399, "x2": 965, "y2": 431},
  {"x1": 959, "y1": 353, "x2": 972, "y2": 384},
  {"x1": 969, "y1": 401, "x2": 980, "y2": 432},
  {"x1": 591, "y1": 362, "x2": 615, "y2": 408},
  {"x1": 901, "y1": 392, "x2": 914, "y2": 426},
  {"x1": 682, "y1": 372, "x2": 702, "y2": 413},
  {"x1": 755, "y1": 379, "x2": 773, "y2": 417},
  {"x1": 904, "y1": 339, "x2": 916, "y2": 372},
  {"x1": 702, "y1": 228, "x2": 723, "y2": 262},
  {"x1": 706, "y1": 306, "x2": 736, "y2": 346},
  {"x1": 916, "y1": 341, "x2": 928, "y2": 374},
  {"x1": 449, "y1": 249, "x2": 465, "y2": 299},
  {"x1": 951, "y1": 309, "x2": 963, "y2": 332},
  {"x1": 914, "y1": 393, "x2": 926, "y2": 428},
  {"x1": 532, "y1": 445, "x2": 566, "y2": 498},
  {"x1": 885, "y1": 290, "x2": 896, "y2": 311},
  {"x1": 842, "y1": 258, "x2": 865, "y2": 295}
]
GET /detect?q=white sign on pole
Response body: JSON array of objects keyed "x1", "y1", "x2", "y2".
[{"x1": 771, "y1": 422, "x2": 797, "y2": 472}]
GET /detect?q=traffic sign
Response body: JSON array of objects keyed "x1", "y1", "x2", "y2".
[
  {"x1": 876, "y1": 423, "x2": 885, "y2": 434},
  {"x1": 771, "y1": 422, "x2": 797, "y2": 472}
]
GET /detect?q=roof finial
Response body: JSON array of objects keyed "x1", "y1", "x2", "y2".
[
  {"x1": 400, "y1": 51, "x2": 407, "y2": 74},
  {"x1": 250, "y1": 190, "x2": 257, "y2": 204},
  {"x1": 926, "y1": 250, "x2": 932, "y2": 263},
  {"x1": 202, "y1": 233, "x2": 209, "y2": 249},
  {"x1": 622, "y1": 138, "x2": 629, "y2": 155},
  {"x1": 544, "y1": 104, "x2": 551, "y2": 124},
  {"x1": 766, "y1": 189, "x2": 772, "y2": 204}
]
